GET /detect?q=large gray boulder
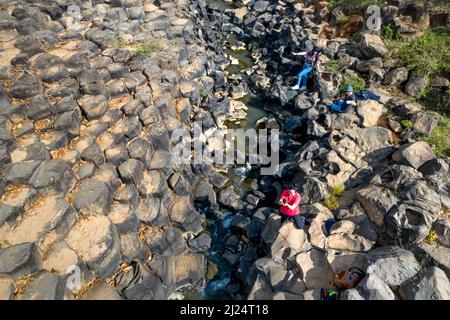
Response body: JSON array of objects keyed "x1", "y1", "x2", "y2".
[
  {"x1": 356, "y1": 185, "x2": 397, "y2": 229},
  {"x1": 392, "y1": 141, "x2": 436, "y2": 169},
  {"x1": 367, "y1": 246, "x2": 421, "y2": 287},
  {"x1": 400, "y1": 266, "x2": 450, "y2": 300},
  {"x1": 357, "y1": 273, "x2": 395, "y2": 300},
  {"x1": 359, "y1": 33, "x2": 388, "y2": 58}
]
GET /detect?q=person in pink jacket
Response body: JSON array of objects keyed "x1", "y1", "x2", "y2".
[{"x1": 278, "y1": 188, "x2": 305, "y2": 229}]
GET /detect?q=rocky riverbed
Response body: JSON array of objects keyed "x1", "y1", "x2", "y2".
[{"x1": 0, "y1": 0, "x2": 449, "y2": 300}]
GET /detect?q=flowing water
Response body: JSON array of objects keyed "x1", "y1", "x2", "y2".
[{"x1": 187, "y1": 0, "x2": 279, "y2": 300}]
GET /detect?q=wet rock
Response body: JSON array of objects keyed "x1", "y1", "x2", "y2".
[
  {"x1": 66, "y1": 215, "x2": 121, "y2": 278},
  {"x1": 295, "y1": 249, "x2": 334, "y2": 290},
  {"x1": 188, "y1": 233, "x2": 211, "y2": 252},
  {"x1": 400, "y1": 266, "x2": 450, "y2": 300},
  {"x1": 0, "y1": 242, "x2": 41, "y2": 277},
  {"x1": 392, "y1": 141, "x2": 436, "y2": 169},
  {"x1": 367, "y1": 246, "x2": 420, "y2": 287},
  {"x1": 73, "y1": 179, "x2": 112, "y2": 215},
  {"x1": 20, "y1": 272, "x2": 66, "y2": 300},
  {"x1": 359, "y1": 33, "x2": 388, "y2": 58}
]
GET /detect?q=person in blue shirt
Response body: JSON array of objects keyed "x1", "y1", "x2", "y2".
[
  {"x1": 291, "y1": 45, "x2": 323, "y2": 91},
  {"x1": 330, "y1": 86, "x2": 357, "y2": 112}
]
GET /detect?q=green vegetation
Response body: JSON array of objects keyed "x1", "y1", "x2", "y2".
[
  {"x1": 327, "y1": 0, "x2": 337, "y2": 11},
  {"x1": 328, "y1": 0, "x2": 386, "y2": 10},
  {"x1": 323, "y1": 60, "x2": 345, "y2": 75},
  {"x1": 339, "y1": 74, "x2": 366, "y2": 94},
  {"x1": 332, "y1": 184, "x2": 345, "y2": 197},
  {"x1": 387, "y1": 29, "x2": 450, "y2": 79},
  {"x1": 336, "y1": 15, "x2": 349, "y2": 27},
  {"x1": 417, "y1": 87, "x2": 450, "y2": 116},
  {"x1": 381, "y1": 23, "x2": 399, "y2": 41},
  {"x1": 131, "y1": 37, "x2": 177, "y2": 57},
  {"x1": 199, "y1": 88, "x2": 206, "y2": 98},
  {"x1": 425, "y1": 229, "x2": 438, "y2": 244},
  {"x1": 324, "y1": 195, "x2": 340, "y2": 211},
  {"x1": 133, "y1": 41, "x2": 162, "y2": 57},
  {"x1": 401, "y1": 120, "x2": 414, "y2": 128},
  {"x1": 324, "y1": 184, "x2": 345, "y2": 211},
  {"x1": 421, "y1": 117, "x2": 450, "y2": 157},
  {"x1": 327, "y1": 0, "x2": 450, "y2": 11}
]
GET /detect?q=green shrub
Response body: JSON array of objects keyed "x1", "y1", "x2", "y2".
[
  {"x1": 425, "y1": 229, "x2": 438, "y2": 244},
  {"x1": 421, "y1": 117, "x2": 450, "y2": 157},
  {"x1": 132, "y1": 39, "x2": 165, "y2": 57},
  {"x1": 324, "y1": 195, "x2": 340, "y2": 210},
  {"x1": 381, "y1": 23, "x2": 399, "y2": 41},
  {"x1": 339, "y1": 74, "x2": 366, "y2": 94},
  {"x1": 387, "y1": 29, "x2": 450, "y2": 79},
  {"x1": 324, "y1": 60, "x2": 345, "y2": 75},
  {"x1": 401, "y1": 120, "x2": 414, "y2": 128},
  {"x1": 332, "y1": 184, "x2": 345, "y2": 197}
]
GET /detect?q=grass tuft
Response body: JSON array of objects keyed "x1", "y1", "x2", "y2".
[{"x1": 324, "y1": 195, "x2": 340, "y2": 210}]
